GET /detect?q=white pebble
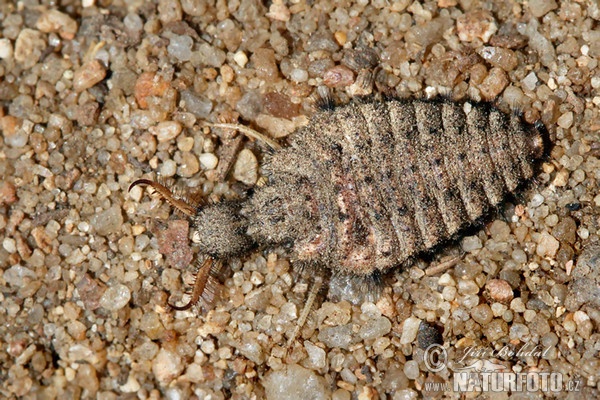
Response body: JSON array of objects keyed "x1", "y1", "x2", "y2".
[
  {"x1": 581, "y1": 44, "x2": 589, "y2": 56},
  {"x1": 128, "y1": 185, "x2": 143, "y2": 202},
  {"x1": 33, "y1": 164, "x2": 52, "y2": 178},
  {"x1": 66, "y1": 249, "x2": 86, "y2": 265},
  {"x1": 511, "y1": 249, "x2": 527, "y2": 263},
  {"x1": 0, "y1": 38, "x2": 13, "y2": 59},
  {"x1": 536, "y1": 231, "x2": 559, "y2": 258},
  {"x1": 442, "y1": 286, "x2": 457, "y2": 301},
  {"x1": 577, "y1": 227, "x2": 590, "y2": 239},
  {"x1": 289, "y1": 68, "x2": 308, "y2": 83},
  {"x1": 400, "y1": 317, "x2": 421, "y2": 344},
  {"x1": 573, "y1": 310, "x2": 590, "y2": 324},
  {"x1": 78, "y1": 222, "x2": 90, "y2": 233},
  {"x1": 100, "y1": 283, "x2": 131, "y2": 311},
  {"x1": 523, "y1": 309, "x2": 537, "y2": 322},
  {"x1": 572, "y1": 169, "x2": 585, "y2": 183},
  {"x1": 557, "y1": 112, "x2": 574, "y2": 129},
  {"x1": 491, "y1": 302, "x2": 507, "y2": 316},
  {"x1": 510, "y1": 297, "x2": 526, "y2": 313},
  {"x1": 5, "y1": 129, "x2": 29, "y2": 148},
  {"x1": 150, "y1": 121, "x2": 182, "y2": 142},
  {"x1": 199, "y1": 153, "x2": 218, "y2": 170},
  {"x1": 502, "y1": 86, "x2": 524, "y2": 106},
  {"x1": 359, "y1": 316, "x2": 392, "y2": 340},
  {"x1": 264, "y1": 365, "x2": 331, "y2": 399},
  {"x1": 152, "y1": 348, "x2": 184, "y2": 384},
  {"x1": 120, "y1": 375, "x2": 141, "y2": 393},
  {"x1": 84, "y1": 182, "x2": 97, "y2": 194},
  {"x1": 3, "y1": 237, "x2": 16, "y2": 253},
  {"x1": 234, "y1": 51, "x2": 248, "y2": 67},
  {"x1": 304, "y1": 341, "x2": 327, "y2": 370},
  {"x1": 233, "y1": 149, "x2": 258, "y2": 185},
  {"x1": 167, "y1": 35, "x2": 193, "y2": 62},
  {"x1": 160, "y1": 160, "x2": 177, "y2": 177},
  {"x1": 124, "y1": 13, "x2": 143, "y2": 33},
  {"x1": 200, "y1": 339, "x2": 215, "y2": 354},
  {"x1": 530, "y1": 193, "x2": 545, "y2": 207},
  {"x1": 403, "y1": 360, "x2": 420, "y2": 380},
  {"x1": 438, "y1": 273, "x2": 456, "y2": 286},
  {"x1": 521, "y1": 72, "x2": 538, "y2": 91},
  {"x1": 458, "y1": 280, "x2": 479, "y2": 295}
]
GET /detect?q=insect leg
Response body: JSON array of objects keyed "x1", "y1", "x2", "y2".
[
  {"x1": 205, "y1": 122, "x2": 282, "y2": 151},
  {"x1": 286, "y1": 275, "x2": 323, "y2": 349}
]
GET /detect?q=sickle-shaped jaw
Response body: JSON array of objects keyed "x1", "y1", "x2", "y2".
[
  {"x1": 129, "y1": 179, "x2": 197, "y2": 217},
  {"x1": 168, "y1": 257, "x2": 216, "y2": 311}
]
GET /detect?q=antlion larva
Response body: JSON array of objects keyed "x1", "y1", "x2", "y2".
[{"x1": 130, "y1": 96, "x2": 548, "y2": 310}]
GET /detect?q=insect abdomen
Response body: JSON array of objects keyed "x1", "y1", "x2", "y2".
[{"x1": 250, "y1": 97, "x2": 546, "y2": 276}]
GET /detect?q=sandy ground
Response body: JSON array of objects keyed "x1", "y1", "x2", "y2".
[{"x1": 1, "y1": 0, "x2": 599, "y2": 399}]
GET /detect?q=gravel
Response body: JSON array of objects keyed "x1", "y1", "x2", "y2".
[{"x1": 1, "y1": 0, "x2": 599, "y2": 399}]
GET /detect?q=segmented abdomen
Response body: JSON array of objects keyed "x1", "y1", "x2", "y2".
[{"x1": 251, "y1": 98, "x2": 545, "y2": 275}]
